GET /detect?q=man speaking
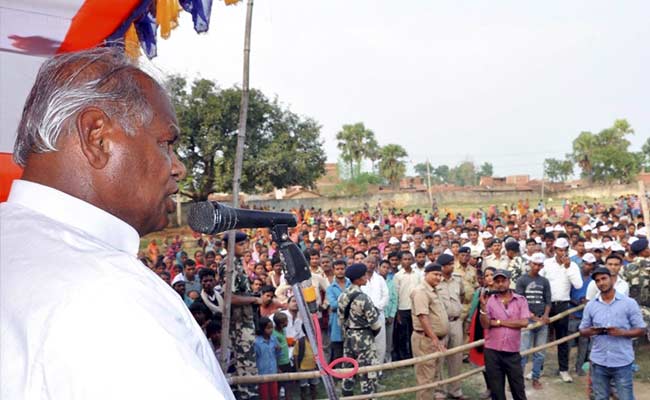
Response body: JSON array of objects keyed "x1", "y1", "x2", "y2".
[{"x1": 0, "y1": 48, "x2": 235, "y2": 400}]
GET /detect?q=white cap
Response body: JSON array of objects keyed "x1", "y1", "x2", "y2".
[
  {"x1": 628, "y1": 236, "x2": 639, "y2": 245},
  {"x1": 171, "y1": 274, "x2": 185, "y2": 286},
  {"x1": 529, "y1": 252, "x2": 546, "y2": 264},
  {"x1": 603, "y1": 241, "x2": 613, "y2": 250},
  {"x1": 592, "y1": 241, "x2": 604, "y2": 250},
  {"x1": 554, "y1": 237, "x2": 570, "y2": 249},
  {"x1": 591, "y1": 228, "x2": 599, "y2": 234},
  {"x1": 554, "y1": 224, "x2": 565, "y2": 232},
  {"x1": 638, "y1": 227, "x2": 648, "y2": 237},
  {"x1": 582, "y1": 253, "x2": 597, "y2": 264},
  {"x1": 388, "y1": 237, "x2": 400, "y2": 245},
  {"x1": 585, "y1": 242, "x2": 594, "y2": 250},
  {"x1": 482, "y1": 232, "x2": 493, "y2": 239},
  {"x1": 581, "y1": 224, "x2": 591, "y2": 232},
  {"x1": 545, "y1": 227, "x2": 553, "y2": 233},
  {"x1": 443, "y1": 248, "x2": 454, "y2": 256},
  {"x1": 611, "y1": 242, "x2": 625, "y2": 252},
  {"x1": 534, "y1": 237, "x2": 543, "y2": 244},
  {"x1": 599, "y1": 225, "x2": 610, "y2": 233},
  {"x1": 460, "y1": 233, "x2": 469, "y2": 240}
]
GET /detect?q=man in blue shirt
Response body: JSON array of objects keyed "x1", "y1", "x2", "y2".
[
  {"x1": 326, "y1": 260, "x2": 351, "y2": 361},
  {"x1": 569, "y1": 253, "x2": 595, "y2": 375},
  {"x1": 579, "y1": 267, "x2": 647, "y2": 400}
]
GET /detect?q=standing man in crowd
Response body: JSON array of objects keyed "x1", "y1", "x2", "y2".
[
  {"x1": 411, "y1": 263, "x2": 449, "y2": 400},
  {"x1": 393, "y1": 251, "x2": 421, "y2": 360},
  {"x1": 436, "y1": 253, "x2": 466, "y2": 400},
  {"x1": 516, "y1": 253, "x2": 551, "y2": 389},
  {"x1": 580, "y1": 267, "x2": 647, "y2": 400},
  {"x1": 1, "y1": 48, "x2": 234, "y2": 399},
  {"x1": 480, "y1": 270, "x2": 530, "y2": 400},
  {"x1": 540, "y1": 237, "x2": 583, "y2": 382},
  {"x1": 326, "y1": 259, "x2": 350, "y2": 361},
  {"x1": 220, "y1": 231, "x2": 263, "y2": 399},
  {"x1": 361, "y1": 255, "x2": 390, "y2": 368},
  {"x1": 454, "y1": 246, "x2": 478, "y2": 329},
  {"x1": 338, "y1": 264, "x2": 382, "y2": 397}
]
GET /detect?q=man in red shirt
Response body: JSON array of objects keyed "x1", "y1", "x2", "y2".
[{"x1": 479, "y1": 269, "x2": 530, "y2": 400}]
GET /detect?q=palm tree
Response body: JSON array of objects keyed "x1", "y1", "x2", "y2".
[
  {"x1": 336, "y1": 122, "x2": 376, "y2": 178},
  {"x1": 378, "y1": 144, "x2": 408, "y2": 189}
]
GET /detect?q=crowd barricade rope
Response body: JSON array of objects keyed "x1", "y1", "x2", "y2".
[{"x1": 228, "y1": 304, "x2": 586, "y2": 396}]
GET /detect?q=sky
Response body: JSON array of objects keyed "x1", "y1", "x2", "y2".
[{"x1": 151, "y1": 0, "x2": 650, "y2": 178}]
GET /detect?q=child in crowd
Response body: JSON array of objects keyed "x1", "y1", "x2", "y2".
[
  {"x1": 255, "y1": 317, "x2": 282, "y2": 400},
  {"x1": 273, "y1": 312, "x2": 294, "y2": 400},
  {"x1": 293, "y1": 325, "x2": 319, "y2": 400}
]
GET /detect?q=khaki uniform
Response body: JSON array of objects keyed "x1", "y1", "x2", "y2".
[
  {"x1": 453, "y1": 262, "x2": 477, "y2": 320},
  {"x1": 410, "y1": 282, "x2": 449, "y2": 400},
  {"x1": 436, "y1": 275, "x2": 464, "y2": 398}
]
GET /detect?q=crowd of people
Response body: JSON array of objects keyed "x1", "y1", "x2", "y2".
[{"x1": 142, "y1": 196, "x2": 650, "y2": 400}]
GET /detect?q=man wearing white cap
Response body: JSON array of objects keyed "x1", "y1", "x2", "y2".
[{"x1": 539, "y1": 237, "x2": 583, "y2": 382}]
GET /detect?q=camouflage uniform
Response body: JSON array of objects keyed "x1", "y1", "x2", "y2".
[
  {"x1": 507, "y1": 255, "x2": 527, "y2": 288},
  {"x1": 220, "y1": 257, "x2": 259, "y2": 400},
  {"x1": 338, "y1": 285, "x2": 382, "y2": 396},
  {"x1": 622, "y1": 256, "x2": 650, "y2": 339}
]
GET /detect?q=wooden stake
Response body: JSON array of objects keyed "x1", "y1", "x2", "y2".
[{"x1": 221, "y1": 0, "x2": 254, "y2": 369}]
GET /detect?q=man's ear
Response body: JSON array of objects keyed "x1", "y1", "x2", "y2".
[{"x1": 76, "y1": 107, "x2": 112, "y2": 169}]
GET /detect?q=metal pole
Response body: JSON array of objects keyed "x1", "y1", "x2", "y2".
[{"x1": 221, "y1": 0, "x2": 254, "y2": 369}]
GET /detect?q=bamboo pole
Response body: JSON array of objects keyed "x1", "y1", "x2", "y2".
[
  {"x1": 228, "y1": 304, "x2": 585, "y2": 384},
  {"x1": 332, "y1": 331, "x2": 582, "y2": 400},
  {"x1": 221, "y1": 0, "x2": 254, "y2": 369}
]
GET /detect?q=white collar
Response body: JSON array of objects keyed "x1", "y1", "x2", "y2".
[{"x1": 7, "y1": 180, "x2": 140, "y2": 256}]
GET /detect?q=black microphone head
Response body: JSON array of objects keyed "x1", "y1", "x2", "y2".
[{"x1": 188, "y1": 201, "x2": 218, "y2": 234}]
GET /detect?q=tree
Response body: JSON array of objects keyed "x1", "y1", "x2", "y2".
[
  {"x1": 414, "y1": 161, "x2": 433, "y2": 181},
  {"x1": 450, "y1": 161, "x2": 478, "y2": 186},
  {"x1": 642, "y1": 137, "x2": 650, "y2": 172},
  {"x1": 570, "y1": 119, "x2": 640, "y2": 184},
  {"x1": 378, "y1": 144, "x2": 408, "y2": 189},
  {"x1": 477, "y1": 162, "x2": 494, "y2": 179},
  {"x1": 544, "y1": 158, "x2": 574, "y2": 182},
  {"x1": 433, "y1": 165, "x2": 451, "y2": 184},
  {"x1": 336, "y1": 123, "x2": 377, "y2": 178},
  {"x1": 169, "y1": 76, "x2": 326, "y2": 200}
]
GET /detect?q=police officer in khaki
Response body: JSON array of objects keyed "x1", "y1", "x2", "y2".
[
  {"x1": 410, "y1": 263, "x2": 449, "y2": 400},
  {"x1": 436, "y1": 253, "x2": 466, "y2": 400}
]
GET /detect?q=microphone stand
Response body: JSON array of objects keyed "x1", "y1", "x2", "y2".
[{"x1": 271, "y1": 225, "x2": 339, "y2": 400}]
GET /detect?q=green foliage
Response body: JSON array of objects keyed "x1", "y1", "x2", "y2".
[
  {"x1": 414, "y1": 161, "x2": 433, "y2": 181},
  {"x1": 477, "y1": 162, "x2": 494, "y2": 179},
  {"x1": 336, "y1": 122, "x2": 378, "y2": 178},
  {"x1": 642, "y1": 137, "x2": 650, "y2": 172},
  {"x1": 378, "y1": 144, "x2": 409, "y2": 188},
  {"x1": 169, "y1": 75, "x2": 326, "y2": 200},
  {"x1": 570, "y1": 119, "x2": 640, "y2": 183},
  {"x1": 450, "y1": 161, "x2": 478, "y2": 186},
  {"x1": 331, "y1": 172, "x2": 384, "y2": 197},
  {"x1": 544, "y1": 158, "x2": 574, "y2": 182}
]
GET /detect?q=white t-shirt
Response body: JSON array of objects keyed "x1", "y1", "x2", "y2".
[
  {"x1": 585, "y1": 277, "x2": 630, "y2": 301},
  {"x1": 1, "y1": 180, "x2": 234, "y2": 400}
]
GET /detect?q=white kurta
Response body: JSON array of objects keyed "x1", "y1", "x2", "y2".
[{"x1": 0, "y1": 180, "x2": 235, "y2": 400}]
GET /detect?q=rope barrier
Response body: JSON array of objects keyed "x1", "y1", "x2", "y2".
[
  {"x1": 330, "y1": 331, "x2": 582, "y2": 400},
  {"x1": 228, "y1": 303, "x2": 586, "y2": 385}
]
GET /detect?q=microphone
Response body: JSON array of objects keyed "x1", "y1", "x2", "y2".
[{"x1": 187, "y1": 201, "x2": 297, "y2": 234}]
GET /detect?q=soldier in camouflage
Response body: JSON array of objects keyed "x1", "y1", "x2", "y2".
[
  {"x1": 219, "y1": 232, "x2": 262, "y2": 400},
  {"x1": 622, "y1": 238, "x2": 650, "y2": 339},
  {"x1": 505, "y1": 241, "x2": 527, "y2": 288},
  {"x1": 338, "y1": 263, "x2": 382, "y2": 397}
]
